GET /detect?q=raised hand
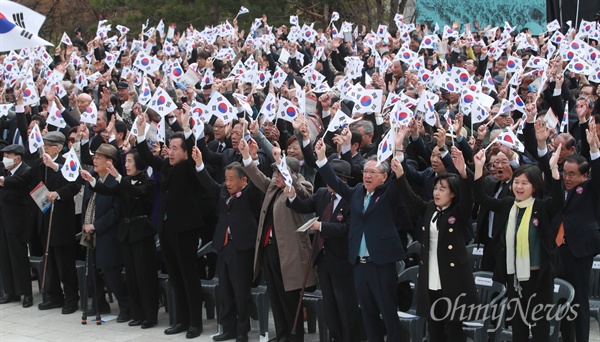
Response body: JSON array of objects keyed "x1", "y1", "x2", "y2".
[
  {"x1": 191, "y1": 146, "x2": 203, "y2": 167},
  {"x1": 272, "y1": 141, "x2": 282, "y2": 163},
  {"x1": 451, "y1": 146, "x2": 467, "y2": 178},
  {"x1": 587, "y1": 118, "x2": 599, "y2": 153},
  {"x1": 80, "y1": 170, "x2": 95, "y2": 183},
  {"x1": 550, "y1": 143, "x2": 562, "y2": 169},
  {"x1": 534, "y1": 119, "x2": 549, "y2": 145},
  {"x1": 474, "y1": 149, "x2": 486, "y2": 169},
  {"x1": 285, "y1": 183, "x2": 296, "y2": 198},
  {"x1": 238, "y1": 138, "x2": 250, "y2": 159},
  {"x1": 136, "y1": 114, "x2": 147, "y2": 137},
  {"x1": 391, "y1": 156, "x2": 404, "y2": 179},
  {"x1": 106, "y1": 162, "x2": 120, "y2": 178},
  {"x1": 315, "y1": 138, "x2": 326, "y2": 161}
]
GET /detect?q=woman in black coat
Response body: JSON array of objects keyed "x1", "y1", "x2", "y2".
[
  {"x1": 392, "y1": 146, "x2": 478, "y2": 342},
  {"x1": 472, "y1": 146, "x2": 563, "y2": 342},
  {"x1": 81, "y1": 149, "x2": 158, "y2": 329}
]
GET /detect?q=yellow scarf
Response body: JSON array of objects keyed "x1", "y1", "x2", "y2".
[{"x1": 506, "y1": 197, "x2": 535, "y2": 282}]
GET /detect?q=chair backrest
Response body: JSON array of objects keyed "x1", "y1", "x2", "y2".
[
  {"x1": 588, "y1": 254, "x2": 600, "y2": 300},
  {"x1": 398, "y1": 266, "x2": 420, "y2": 310},
  {"x1": 197, "y1": 241, "x2": 216, "y2": 257},
  {"x1": 466, "y1": 244, "x2": 484, "y2": 273},
  {"x1": 396, "y1": 260, "x2": 406, "y2": 281},
  {"x1": 551, "y1": 278, "x2": 575, "y2": 317},
  {"x1": 472, "y1": 271, "x2": 506, "y2": 321},
  {"x1": 404, "y1": 241, "x2": 422, "y2": 268}
]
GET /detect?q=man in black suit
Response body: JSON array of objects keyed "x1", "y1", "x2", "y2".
[
  {"x1": 0, "y1": 131, "x2": 81, "y2": 314},
  {"x1": 551, "y1": 138, "x2": 600, "y2": 342},
  {"x1": 198, "y1": 120, "x2": 271, "y2": 183},
  {"x1": 135, "y1": 114, "x2": 204, "y2": 339},
  {"x1": 80, "y1": 144, "x2": 129, "y2": 323},
  {"x1": 286, "y1": 159, "x2": 361, "y2": 342},
  {"x1": 0, "y1": 145, "x2": 34, "y2": 308},
  {"x1": 193, "y1": 152, "x2": 262, "y2": 342},
  {"x1": 474, "y1": 150, "x2": 514, "y2": 273},
  {"x1": 314, "y1": 140, "x2": 405, "y2": 342}
]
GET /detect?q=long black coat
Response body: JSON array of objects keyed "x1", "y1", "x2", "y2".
[
  {"x1": 473, "y1": 176, "x2": 564, "y2": 286},
  {"x1": 0, "y1": 162, "x2": 34, "y2": 242},
  {"x1": 137, "y1": 136, "x2": 203, "y2": 234},
  {"x1": 82, "y1": 175, "x2": 121, "y2": 268},
  {"x1": 396, "y1": 174, "x2": 478, "y2": 319},
  {"x1": 4, "y1": 156, "x2": 80, "y2": 246},
  {"x1": 89, "y1": 172, "x2": 157, "y2": 243}
]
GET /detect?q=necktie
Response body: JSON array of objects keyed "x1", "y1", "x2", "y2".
[
  {"x1": 432, "y1": 208, "x2": 443, "y2": 223},
  {"x1": 359, "y1": 192, "x2": 372, "y2": 257},
  {"x1": 217, "y1": 143, "x2": 225, "y2": 153},
  {"x1": 318, "y1": 195, "x2": 335, "y2": 250},
  {"x1": 223, "y1": 197, "x2": 232, "y2": 246},
  {"x1": 556, "y1": 222, "x2": 565, "y2": 247}
]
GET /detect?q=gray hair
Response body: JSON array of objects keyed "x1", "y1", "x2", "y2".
[
  {"x1": 354, "y1": 120, "x2": 374, "y2": 135},
  {"x1": 366, "y1": 155, "x2": 390, "y2": 174}
]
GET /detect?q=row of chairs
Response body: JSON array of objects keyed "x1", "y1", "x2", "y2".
[{"x1": 397, "y1": 266, "x2": 575, "y2": 342}]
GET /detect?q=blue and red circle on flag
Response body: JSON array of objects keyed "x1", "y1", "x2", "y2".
[
  {"x1": 459, "y1": 73, "x2": 469, "y2": 82},
  {"x1": 574, "y1": 63, "x2": 585, "y2": 71},
  {"x1": 0, "y1": 13, "x2": 16, "y2": 34},
  {"x1": 507, "y1": 60, "x2": 516, "y2": 69},
  {"x1": 172, "y1": 68, "x2": 183, "y2": 77},
  {"x1": 503, "y1": 135, "x2": 514, "y2": 143},
  {"x1": 360, "y1": 96, "x2": 372, "y2": 107},
  {"x1": 515, "y1": 97, "x2": 524, "y2": 107},
  {"x1": 463, "y1": 94, "x2": 474, "y2": 103},
  {"x1": 141, "y1": 58, "x2": 150, "y2": 66},
  {"x1": 23, "y1": 89, "x2": 31, "y2": 97},
  {"x1": 157, "y1": 96, "x2": 166, "y2": 106},
  {"x1": 218, "y1": 103, "x2": 228, "y2": 113},
  {"x1": 70, "y1": 160, "x2": 77, "y2": 171},
  {"x1": 286, "y1": 106, "x2": 296, "y2": 117}
]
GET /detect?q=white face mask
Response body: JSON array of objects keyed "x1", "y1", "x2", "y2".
[{"x1": 2, "y1": 157, "x2": 14, "y2": 168}]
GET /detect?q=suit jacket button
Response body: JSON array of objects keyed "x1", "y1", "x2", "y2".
[
  {"x1": 448, "y1": 245, "x2": 453, "y2": 250},
  {"x1": 449, "y1": 228, "x2": 454, "y2": 233},
  {"x1": 450, "y1": 262, "x2": 455, "y2": 267},
  {"x1": 420, "y1": 261, "x2": 423, "y2": 265},
  {"x1": 422, "y1": 226, "x2": 425, "y2": 231}
]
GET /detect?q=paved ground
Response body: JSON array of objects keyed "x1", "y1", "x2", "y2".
[
  {"x1": 0, "y1": 283, "x2": 321, "y2": 342},
  {"x1": 2, "y1": 283, "x2": 600, "y2": 341}
]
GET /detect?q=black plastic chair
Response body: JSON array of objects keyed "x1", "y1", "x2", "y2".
[
  {"x1": 493, "y1": 277, "x2": 575, "y2": 341},
  {"x1": 463, "y1": 271, "x2": 506, "y2": 342},
  {"x1": 397, "y1": 266, "x2": 426, "y2": 342},
  {"x1": 198, "y1": 242, "x2": 219, "y2": 320},
  {"x1": 465, "y1": 244, "x2": 484, "y2": 273},
  {"x1": 588, "y1": 254, "x2": 600, "y2": 331}
]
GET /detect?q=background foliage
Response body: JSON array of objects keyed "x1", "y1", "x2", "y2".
[{"x1": 15, "y1": 0, "x2": 416, "y2": 44}]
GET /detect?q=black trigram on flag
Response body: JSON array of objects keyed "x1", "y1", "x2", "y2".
[
  {"x1": 20, "y1": 30, "x2": 33, "y2": 40},
  {"x1": 12, "y1": 12, "x2": 25, "y2": 29}
]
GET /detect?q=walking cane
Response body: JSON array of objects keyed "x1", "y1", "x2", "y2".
[
  {"x1": 40, "y1": 204, "x2": 55, "y2": 298},
  {"x1": 291, "y1": 230, "x2": 319, "y2": 336},
  {"x1": 90, "y1": 236, "x2": 101, "y2": 325},
  {"x1": 82, "y1": 245, "x2": 90, "y2": 325}
]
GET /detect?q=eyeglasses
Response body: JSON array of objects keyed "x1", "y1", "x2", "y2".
[
  {"x1": 561, "y1": 171, "x2": 581, "y2": 179},
  {"x1": 493, "y1": 160, "x2": 510, "y2": 166},
  {"x1": 68, "y1": 138, "x2": 76, "y2": 143},
  {"x1": 213, "y1": 125, "x2": 225, "y2": 130},
  {"x1": 363, "y1": 169, "x2": 384, "y2": 175}
]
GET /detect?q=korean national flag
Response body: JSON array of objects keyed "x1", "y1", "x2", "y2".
[
  {"x1": 0, "y1": 12, "x2": 52, "y2": 52},
  {"x1": 28, "y1": 123, "x2": 43, "y2": 153},
  {"x1": 46, "y1": 102, "x2": 66, "y2": 128},
  {"x1": 61, "y1": 147, "x2": 81, "y2": 182},
  {"x1": 148, "y1": 87, "x2": 176, "y2": 117},
  {"x1": 80, "y1": 101, "x2": 98, "y2": 124}
]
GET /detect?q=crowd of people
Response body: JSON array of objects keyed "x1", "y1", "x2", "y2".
[{"x1": 0, "y1": 7, "x2": 600, "y2": 342}]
